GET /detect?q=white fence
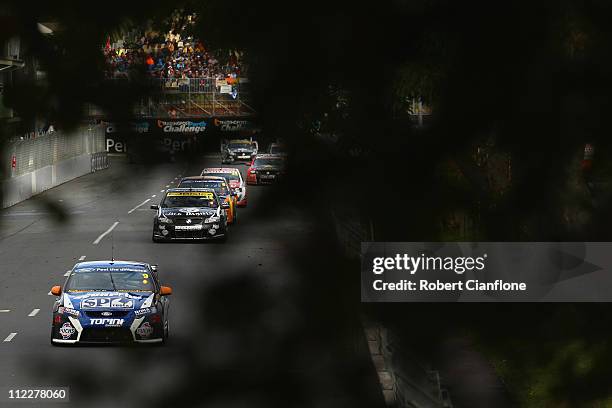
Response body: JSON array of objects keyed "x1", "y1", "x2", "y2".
[{"x1": 1, "y1": 126, "x2": 107, "y2": 208}]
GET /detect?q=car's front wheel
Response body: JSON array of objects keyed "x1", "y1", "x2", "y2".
[
  {"x1": 161, "y1": 320, "x2": 169, "y2": 345},
  {"x1": 50, "y1": 327, "x2": 62, "y2": 346}
]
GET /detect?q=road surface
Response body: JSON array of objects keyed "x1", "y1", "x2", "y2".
[{"x1": 0, "y1": 155, "x2": 383, "y2": 408}]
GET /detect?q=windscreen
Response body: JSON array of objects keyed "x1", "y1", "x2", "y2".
[
  {"x1": 66, "y1": 266, "x2": 154, "y2": 292},
  {"x1": 162, "y1": 191, "x2": 218, "y2": 208},
  {"x1": 179, "y1": 180, "x2": 230, "y2": 196},
  {"x1": 254, "y1": 158, "x2": 283, "y2": 167},
  {"x1": 203, "y1": 172, "x2": 240, "y2": 182},
  {"x1": 229, "y1": 142, "x2": 252, "y2": 149}
]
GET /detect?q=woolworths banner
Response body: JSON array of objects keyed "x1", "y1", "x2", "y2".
[{"x1": 361, "y1": 242, "x2": 612, "y2": 302}]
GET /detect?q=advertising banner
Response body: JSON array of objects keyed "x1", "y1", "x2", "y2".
[{"x1": 104, "y1": 118, "x2": 255, "y2": 153}]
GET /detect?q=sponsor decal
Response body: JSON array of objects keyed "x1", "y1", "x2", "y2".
[
  {"x1": 136, "y1": 322, "x2": 154, "y2": 338},
  {"x1": 80, "y1": 298, "x2": 134, "y2": 309},
  {"x1": 134, "y1": 308, "x2": 152, "y2": 316},
  {"x1": 89, "y1": 318, "x2": 125, "y2": 326},
  {"x1": 111, "y1": 298, "x2": 134, "y2": 308},
  {"x1": 167, "y1": 192, "x2": 214, "y2": 198},
  {"x1": 175, "y1": 225, "x2": 203, "y2": 230},
  {"x1": 58, "y1": 307, "x2": 80, "y2": 317},
  {"x1": 59, "y1": 322, "x2": 76, "y2": 340},
  {"x1": 70, "y1": 292, "x2": 143, "y2": 299},
  {"x1": 165, "y1": 212, "x2": 212, "y2": 217},
  {"x1": 201, "y1": 168, "x2": 239, "y2": 175},
  {"x1": 157, "y1": 120, "x2": 207, "y2": 133},
  {"x1": 77, "y1": 267, "x2": 146, "y2": 273}
]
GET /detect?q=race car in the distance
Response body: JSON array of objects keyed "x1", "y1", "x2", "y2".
[
  {"x1": 246, "y1": 154, "x2": 286, "y2": 185},
  {"x1": 50, "y1": 261, "x2": 171, "y2": 345},
  {"x1": 220, "y1": 138, "x2": 258, "y2": 164},
  {"x1": 200, "y1": 167, "x2": 247, "y2": 207},
  {"x1": 268, "y1": 142, "x2": 287, "y2": 156},
  {"x1": 178, "y1": 176, "x2": 237, "y2": 224},
  {"x1": 151, "y1": 188, "x2": 228, "y2": 242}
]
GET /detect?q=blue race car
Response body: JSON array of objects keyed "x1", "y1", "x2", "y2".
[{"x1": 50, "y1": 261, "x2": 172, "y2": 345}]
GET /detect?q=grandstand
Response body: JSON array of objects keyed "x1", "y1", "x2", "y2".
[{"x1": 100, "y1": 13, "x2": 253, "y2": 119}]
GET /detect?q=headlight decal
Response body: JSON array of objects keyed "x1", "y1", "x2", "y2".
[
  {"x1": 159, "y1": 216, "x2": 173, "y2": 224},
  {"x1": 205, "y1": 215, "x2": 221, "y2": 223}
]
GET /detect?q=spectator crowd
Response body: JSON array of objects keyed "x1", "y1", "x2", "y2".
[{"x1": 104, "y1": 16, "x2": 244, "y2": 81}]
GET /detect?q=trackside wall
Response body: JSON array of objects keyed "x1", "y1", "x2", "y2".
[
  {"x1": 1, "y1": 126, "x2": 108, "y2": 208},
  {"x1": 332, "y1": 213, "x2": 451, "y2": 408}
]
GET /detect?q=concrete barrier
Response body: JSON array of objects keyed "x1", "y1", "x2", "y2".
[
  {"x1": 331, "y1": 214, "x2": 453, "y2": 407},
  {"x1": 1, "y1": 152, "x2": 106, "y2": 208},
  {"x1": 2, "y1": 126, "x2": 107, "y2": 208}
]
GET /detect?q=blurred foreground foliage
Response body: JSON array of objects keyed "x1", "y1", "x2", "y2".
[{"x1": 2, "y1": 0, "x2": 612, "y2": 406}]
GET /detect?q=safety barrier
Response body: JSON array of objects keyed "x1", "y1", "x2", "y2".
[
  {"x1": 86, "y1": 78, "x2": 255, "y2": 119},
  {"x1": 332, "y1": 213, "x2": 452, "y2": 407},
  {"x1": 1, "y1": 126, "x2": 107, "y2": 208},
  {"x1": 364, "y1": 323, "x2": 452, "y2": 408},
  {"x1": 91, "y1": 151, "x2": 109, "y2": 172}
]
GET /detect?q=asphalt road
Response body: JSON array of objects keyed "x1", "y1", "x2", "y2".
[{"x1": 0, "y1": 155, "x2": 383, "y2": 408}]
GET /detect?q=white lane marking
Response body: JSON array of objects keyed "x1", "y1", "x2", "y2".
[
  {"x1": 64, "y1": 271, "x2": 71, "y2": 276},
  {"x1": 28, "y1": 309, "x2": 40, "y2": 317},
  {"x1": 160, "y1": 190, "x2": 165, "y2": 193},
  {"x1": 78, "y1": 255, "x2": 86, "y2": 261},
  {"x1": 151, "y1": 195, "x2": 156, "y2": 198},
  {"x1": 0, "y1": 310, "x2": 9, "y2": 313},
  {"x1": 1, "y1": 210, "x2": 86, "y2": 217},
  {"x1": 92, "y1": 221, "x2": 119, "y2": 245},
  {"x1": 165, "y1": 185, "x2": 170, "y2": 188},
  {"x1": 3, "y1": 333, "x2": 17, "y2": 342},
  {"x1": 128, "y1": 198, "x2": 151, "y2": 214}
]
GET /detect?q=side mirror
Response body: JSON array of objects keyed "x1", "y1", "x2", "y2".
[
  {"x1": 51, "y1": 285, "x2": 62, "y2": 296},
  {"x1": 150, "y1": 204, "x2": 159, "y2": 210},
  {"x1": 221, "y1": 201, "x2": 230, "y2": 209},
  {"x1": 160, "y1": 286, "x2": 172, "y2": 296},
  {"x1": 150, "y1": 264, "x2": 158, "y2": 272}
]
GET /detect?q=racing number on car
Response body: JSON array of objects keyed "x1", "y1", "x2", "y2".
[{"x1": 80, "y1": 298, "x2": 134, "y2": 309}]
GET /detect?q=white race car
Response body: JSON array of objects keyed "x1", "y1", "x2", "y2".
[{"x1": 200, "y1": 167, "x2": 248, "y2": 207}]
